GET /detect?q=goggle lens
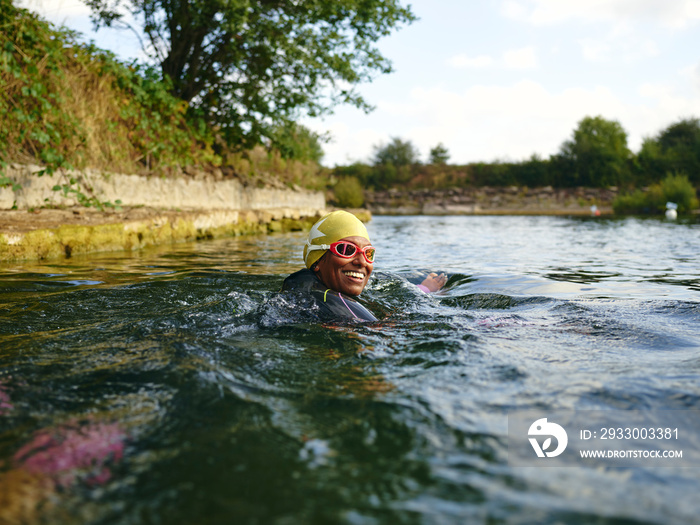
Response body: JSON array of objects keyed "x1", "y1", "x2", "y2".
[{"x1": 336, "y1": 242, "x2": 356, "y2": 256}]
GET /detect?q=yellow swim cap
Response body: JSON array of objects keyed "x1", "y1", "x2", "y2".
[{"x1": 303, "y1": 210, "x2": 370, "y2": 268}]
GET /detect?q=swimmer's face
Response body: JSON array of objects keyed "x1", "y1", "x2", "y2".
[{"x1": 313, "y1": 235, "x2": 373, "y2": 296}]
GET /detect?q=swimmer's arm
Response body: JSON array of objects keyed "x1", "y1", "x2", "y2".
[{"x1": 418, "y1": 272, "x2": 447, "y2": 293}]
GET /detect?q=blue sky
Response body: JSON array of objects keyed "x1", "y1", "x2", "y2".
[{"x1": 21, "y1": 0, "x2": 700, "y2": 167}]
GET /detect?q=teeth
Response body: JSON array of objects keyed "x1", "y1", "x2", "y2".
[{"x1": 344, "y1": 271, "x2": 364, "y2": 279}]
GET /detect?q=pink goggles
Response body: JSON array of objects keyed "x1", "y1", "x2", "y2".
[{"x1": 308, "y1": 241, "x2": 375, "y2": 263}]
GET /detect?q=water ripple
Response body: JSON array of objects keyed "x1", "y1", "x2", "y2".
[{"x1": 1, "y1": 216, "x2": 699, "y2": 524}]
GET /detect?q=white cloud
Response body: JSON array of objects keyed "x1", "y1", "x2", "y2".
[
  {"x1": 368, "y1": 81, "x2": 623, "y2": 161},
  {"x1": 577, "y1": 18, "x2": 660, "y2": 63},
  {"x1": 19, "y1": 0, "x2": 91, "y2": 22},
  {"x1": 503, "y1": 47, "x2": 538, "y2": 69},
  {"x1": 314, "y1": 78, "x2": 700, "y2": 165},
  {"x1": 502, "y1": 0, "x2": 700, "y2": 28},
  {"x1": 684, "y1": 62, "x2": 700, "y2": 83},
  {"x1": 579, "y1": 39, "x2": 610, "y2": 63},
  {"x1": 446, "y1": 48, "x2": 536, "y2": 70},
  {"x1": 302, "y1": 120, "x2": 386, "y2": 166},
  {"x1": 500, "y1": 0, "x2": 529, "y2": 19},
  {"x1": 21, "y1": 0, "x2": 147, "y2": 61},
  {"x1": 690, "y1": 63, "x2": 700, "y2": 92},
  {"x1": 639, "y1": 38, "x2": 661, "y2": 59},
  {"x1": 447, "y1": 54, "x2": 494, "y2": 69},
  {"x1": 639, "y1": 81, "x2": 700, "y2": 114}
]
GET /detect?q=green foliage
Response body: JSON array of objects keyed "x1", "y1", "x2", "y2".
[
  {"x1": 52, "y1": 178, "x2": 123, "y2": 210},
  {"x1": 612, "y1": 188, "x2": 653, "y2": 214},
  {"x1": 372, "y1": 137, "x2": 421, "y2": 167},
  {"x1": 330, "y1": 118, "x2": 699, "y2": 198},
  {"x1": 656, "y1": 119, "x2": 694, "y2": 145},
  {"x1": 558, "y1": 116, "x2": 631, "y2": 187},
  {"x1": 632, "y1": 137, "x2": 666, "y2": 185},
  {"x1": 516, "y1": 154, "x2": 554, "y2": 187},
  {"x1": 0, "y1": 160, "x2": 19, "y2": 191},
  {"x1": 368, "y1": 136, "x2": 420, "y2": 187},
  {"x1": 429, "y1": 143, "x2": 450, "y2": 165},
  {"x1": 418, "y1": 164, "x2": 472, "y2": 189},
  {"x1": 84, "y1": 0, "x2": 416, "y2": 150},
  {"x1": 656, "y1": 172, "x2": 699, "y2": 212},
  {"x1": 635, "y1": 118, "x2": 700, "y2": 186},
  {"x1": 333, "y1": 163, "x2": 373, "y2": 185},
  {"x1": 613, "y1": 172, "x2": 698, "y2": 215},
  {"x1": 471, "y1": 161, "x2": 517, "y2": 186},
  {"x1": 103, "y1": 60, "x2": 219, "y2": 170},
  {"x1": 0, "y1": 1, "x2": 225, "y2": 208},
  {"x1": 0, "y1": 0, "x2": 106, "y2": 207},
  {"x1": 333, "y1": 176, "x2": 365, "y2": 208},
  {"x1": 0, "y1": 0, "x2": 81, "y2": 174},
  {"x1": 267, "y1": 123, "x2": 326, "y2": 163}
]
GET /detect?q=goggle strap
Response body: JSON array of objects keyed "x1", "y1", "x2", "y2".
[{"x1": 306, "y1": 243, "x2": 331, "y2": 252}]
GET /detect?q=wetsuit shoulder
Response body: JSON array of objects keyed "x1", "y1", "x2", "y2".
[
  {"x1": 281, "y1": 269, "x2": 377, "y2": 322},
  {"x1": 281, "y1": 268, "x2": 324, "y2": 292}
]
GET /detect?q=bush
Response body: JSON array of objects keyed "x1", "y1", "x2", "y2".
[
  {"x1": 613, "y1": 172, "x2": 698, "y2": 215},
  {"x1": 0, "y1": 1, "x2": 219, "y2": 176},
  {"x1": 658, "y1": 172, "x2": 699, "y2": 212},
  {"x1": 332, "y1": 163, "x2": 373, "y2": 187},
  {"x1": 612, "y1": 189, "x2": 650, "y2": 215},
  {"x1": 332, "y1": 177, "x2": 365, "y2": 208}
]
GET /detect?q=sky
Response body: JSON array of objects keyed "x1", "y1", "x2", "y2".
[{"x1": 20, "y1": 0, "x2": 700, "y2": 167}]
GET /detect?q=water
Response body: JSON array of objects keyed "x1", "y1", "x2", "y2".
[{"x1": 1, "y1": 215, "x2": 699, "y2": 524}]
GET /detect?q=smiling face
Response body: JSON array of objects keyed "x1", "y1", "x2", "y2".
[{"x1": 313, "y1": 236, "x2": 374, "y2": 296}]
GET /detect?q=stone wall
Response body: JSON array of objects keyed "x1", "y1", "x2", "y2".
[
  {"x1": 366, "y1": 185, "x2": 618, "y2": 215},
  {"x1": 0, "y1": 164, "x2": 328, "y2": 262},
  {"x1": 0, "y1": 164, "x2": 325, "y2": 213}
]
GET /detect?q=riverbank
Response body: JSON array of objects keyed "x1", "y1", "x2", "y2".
[
  {"x1": 0, "y1": 207, "x2": 326, "y2": 262},
  {"x1": 0, "y1": 164, "x2": 618, "y2": 262},
  {"x1": 0, "y1": 164, "x2": 327, "y2": 262},
  {"x1": 365, "y1": 185, "x2": 617, "y2": 216}
]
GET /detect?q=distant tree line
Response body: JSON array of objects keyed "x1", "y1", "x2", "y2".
[{"x1": 333, "y1": 116, "x2": 700, "y2": 191}]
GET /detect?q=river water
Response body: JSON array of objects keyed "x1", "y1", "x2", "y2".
[{"x1": 1, "y1": 215, "x2": 699, "y2": 524}]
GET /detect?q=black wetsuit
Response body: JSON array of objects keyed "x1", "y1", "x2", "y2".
[{"x1": 281, "y1": 269, "x2": 377, "y2": 322}]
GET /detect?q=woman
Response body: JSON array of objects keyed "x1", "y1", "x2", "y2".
[{"x1": 281, "y1": 210, "x2": 446, "y2": 322}]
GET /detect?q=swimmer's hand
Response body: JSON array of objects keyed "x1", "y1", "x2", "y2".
[{"x1": 420, "y1": 272, "x2": 447, "y2": 292}]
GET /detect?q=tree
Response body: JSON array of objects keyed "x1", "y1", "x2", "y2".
[
  {"x1": 368, "y1": 137, "x2": 419, "y2": 188},
  {"x1": 429, "y1": 143, "x2": 450, "y2": 165},
  {"x1": 371, "y1": 137, "x2": 420, "y2": 167},
  {"x1": 656, "y1": 118, "x2": 700, "y2": 185},
  {"x1": 631, "y1": 118, "x2": 700, "y2": 186},
  {"x1": 632, "y1": 137, "x2": 666, "y2": 185},
  {"x1": 558, "y1": 116, "x2": 631, "y2": 187},
  {"x1": 83, "y1": 0, "x2": 416, "y2": 149},
  {"x1": 267, "y1": 123, "x2": 325, "y2": 163}
]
